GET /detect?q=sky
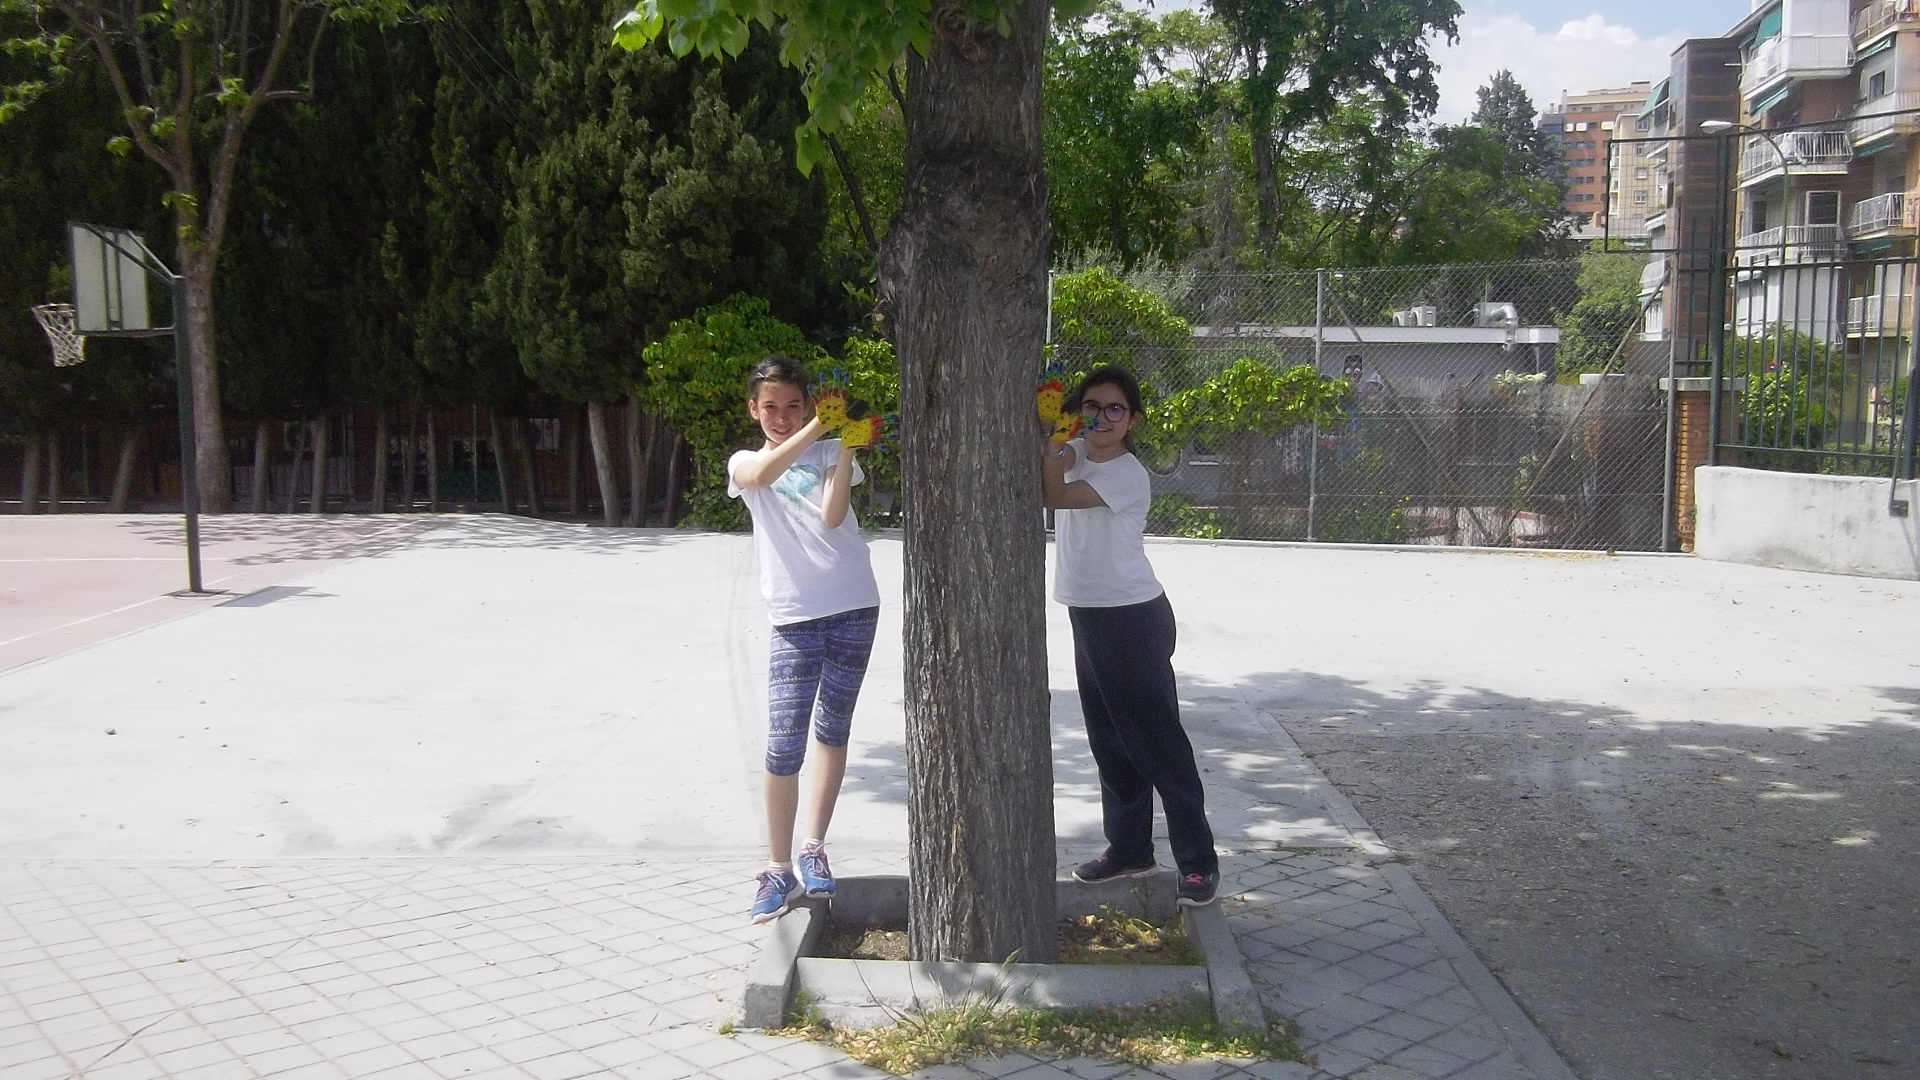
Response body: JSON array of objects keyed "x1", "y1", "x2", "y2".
[
  {"x1": 1138, "y1": 0, "x2": 1760, "y2": 124},
  {"x1": 1426, "y1": 1, "x2": 1760, "y2": 123}
]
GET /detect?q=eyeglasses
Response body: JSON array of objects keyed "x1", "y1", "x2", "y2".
[{"x1": 1078, "y1": 402, "x2": 1131, "y2": 423}]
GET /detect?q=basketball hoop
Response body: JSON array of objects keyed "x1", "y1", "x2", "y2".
[{"x1": 31, "y1": 303, "x2": 87, "y2": 367}]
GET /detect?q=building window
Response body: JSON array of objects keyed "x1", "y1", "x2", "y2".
[
  {"x1": 1869, "y1": 71, "x2": 1889, "y2": 100},
  {"x1": 1805, "y1": 190, "x2": 1841, "y2": 227},
  {"x1": 1635, "y1": 167, "x2": 1649, "y2": 179},
  {"x1": 1635, "y1": 191, "x2": 1649, "y2": 204}
]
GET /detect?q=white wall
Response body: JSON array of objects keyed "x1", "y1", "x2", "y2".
[{"x1": 1696, "y1": 466, "x2": 1920, "y2": 578}]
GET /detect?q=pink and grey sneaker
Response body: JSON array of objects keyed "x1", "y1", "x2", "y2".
[
  {"x1": 750, "y1": 868, "x2": 802, "y2": 924},
  {"x1": 797, "y1": 842, "x2": 836, "y2": 898}
]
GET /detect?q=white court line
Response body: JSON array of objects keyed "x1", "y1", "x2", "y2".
[{"x1": 0, "y1": 557, "x2": 180, "y2": 562}]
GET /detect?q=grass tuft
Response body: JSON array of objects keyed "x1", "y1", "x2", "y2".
[{"x1": 778, "y1": 996, "x2": 1301, "y2": 1075}]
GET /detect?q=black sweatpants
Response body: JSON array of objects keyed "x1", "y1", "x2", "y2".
[{"x1": 1068, "y1": 592, "x2": 1218, "y2": 878}]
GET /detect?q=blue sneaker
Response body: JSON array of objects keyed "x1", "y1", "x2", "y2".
[
  {"x1": 750, "y1": 868, "x2": 801, "y2": 924},
  {"x1": 797, "y1": 843, "x2": 836, "y2": 898}
]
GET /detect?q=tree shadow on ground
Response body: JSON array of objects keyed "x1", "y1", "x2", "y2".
[{"x1": 1205, "y1": 668, "x2": 1920, "y2": 1080}]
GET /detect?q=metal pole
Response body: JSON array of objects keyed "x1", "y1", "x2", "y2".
[
  {"x1": 1900, "y1": 282, "x2": 1920, "y2": 482},
  {"x1": 1661, "y1": 322, "x2": 1679, "y2": 552},
  {"x1": 1704, "y1": 132, "x2": 1731, "y2": 467},
  {"x1": 1308, "y1": 269, "x2": 1325, "y2": 541},
  {"x1": 170, "y1": 273, "x2": 204, "y2": 592}
]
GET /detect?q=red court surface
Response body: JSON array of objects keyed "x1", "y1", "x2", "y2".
[{"x1": 0, "y1": 513, "x2": 444, "y2": 673}]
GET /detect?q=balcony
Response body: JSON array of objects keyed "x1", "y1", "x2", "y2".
[
  {"x1": 1846, "y1": 292, "x2": 1914, "y2": 336},
  {"x1": 1639, "y1": 259, "x2": 1668, "y2": 293},
  {"x1": 1733, "y1": 224, "x2": 1848, "y2": 265},
  {"x1": 1849, "y1": 91, "x2": 1920, "y2": 147},
  {"x1": 1741, "y1": 33, "x2": 1855, "y2": 102},
  {"x1": 1734, "y1": 129, "x2": 1854, "y2": 187},
  {"x1": 1853, "y1": 0, "x2": 1920, "y2": 47},
  {"x1": 1846, "y1": 191, "x2": 1918, "y2": 237}
]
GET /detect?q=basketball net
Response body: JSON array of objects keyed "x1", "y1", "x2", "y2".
[{"x1": 31, "y1": 303, "x2": 87, "y2": 368}]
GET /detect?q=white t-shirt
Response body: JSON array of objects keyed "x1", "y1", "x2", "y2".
[
  {"x1": 728, "y1": 440, "x2": 881, "y2": 625},
  {"x1": 1052, "y1": 440, "x2": 1163, "y2": 608}
]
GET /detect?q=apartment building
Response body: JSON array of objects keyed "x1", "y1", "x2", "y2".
[
  {"x1": 1541, "y1": 82, "x2": 1654, "y2": 231},
  {"x1": 1635, "y1": 41, "x2": 1741, "y2": 355},
  {"x1": 1635, "y1": 0, "x2": 1919, "y2": 443}
]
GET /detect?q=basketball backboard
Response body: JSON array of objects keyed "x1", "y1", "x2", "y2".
[{"x1": 69, "y1": 223, "x2": 159, "y2": 334}]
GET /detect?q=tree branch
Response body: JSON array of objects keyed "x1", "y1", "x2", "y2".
[
  {"x1": 826, "y1": 132, "x2": 879, "y2": 257},
  {"x1": 54, "y1": 1, "x2": 178, "y2": 178}
]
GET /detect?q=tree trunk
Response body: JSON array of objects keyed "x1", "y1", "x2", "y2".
[
  {"x1": 18, "y1": 433, "x2": 43, "y2": 514},
  {"x1": 662, "y1": 431, "x2": 684, "y2": 527},
  {"x1": 108, "y1": 427, "x2": 141, "y2": 512},
  {"x1": 426, "y1": 412, "x2": 441, "y2": 512},
  {"x1": 309, "y1": 416, "x2": 330, "y2": 514},
  {"x1": 586, "y1": 401, "x2": 621, "y2": 526},
  {"x1": 251, "y1": 420, "x2": 271, "y2": 512},
  {"x1": 880, "y1": 0, "x2": 1057, "y2": 964},
  {"x1": 623, "y1": 400, "x2": 645, "y2": 527},
  {"x1": 179, "y1": 250, "x2": 232, "y2": 512},
  {"x1": 566, "y1": 406, "x2": 583, "y2": 516},
  {"x1": 489, "y1": 410, "x2": 513, "y2": 514},
  {"x1": 638, "y1": 411, "x2": 662, "y2": 529},
  {"x1": 516, "y1": 417, "x2": 542, "y2": 518},
  {"x1": 372, "y1": 407, "x2": 390, "y2": 514},
  {"x1": 46, "y1": 430, "x2": 61, "y2": 511},
  {"x1": 284, "y1": 422, "x2": 305, "y2": 513},
  {"x1": 402, "y1": 406, "x2": 418, "y2": 512}
]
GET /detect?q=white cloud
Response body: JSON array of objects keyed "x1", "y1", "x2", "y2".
[{"x1": 1428, "y1": 14, "x2": 1687, "y2": 124}]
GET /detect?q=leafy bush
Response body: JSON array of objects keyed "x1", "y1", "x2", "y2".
[
  {"x1": 1146, "y1": 492, "x2": 1222, "y2": 539},
  {"x1": 642, "y1": 295, "x2": 818, "y2": 530}
]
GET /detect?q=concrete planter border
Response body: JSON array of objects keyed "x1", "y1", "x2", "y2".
[{"x1": 742, "y1": 874, "x2": 1262, "y2": 1035}]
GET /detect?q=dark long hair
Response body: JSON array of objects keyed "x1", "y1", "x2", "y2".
[
  {"x1": 1069, "y1": 365, "x2": 1145, "y2": 451},
  {"x1": 747, "y1": 354, "x2": 810, "y2": 398}
]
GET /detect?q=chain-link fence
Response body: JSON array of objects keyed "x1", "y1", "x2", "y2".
[{"x1": 1050, "y1": 261, "x2": 1672, "y2": 550}]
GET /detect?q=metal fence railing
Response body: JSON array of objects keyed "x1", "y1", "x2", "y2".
[
  {"x1": 1051, "y1": 262, "x2": 1671, "y2": 550},
  {"x1": 1676, "y1": 252, "x2": 1920, "y2": 480}
]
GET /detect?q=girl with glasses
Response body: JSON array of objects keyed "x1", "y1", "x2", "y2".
[{"x1": 1040, "y1": 364, "x2": 1220, "y2": 908}]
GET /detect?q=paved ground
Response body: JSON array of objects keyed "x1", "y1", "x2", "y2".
[{"x1": 1, "y1": 514, "x2": 1914, "y2": 1079}]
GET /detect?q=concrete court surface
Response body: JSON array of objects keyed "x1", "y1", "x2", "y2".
[{"x1": 1, "y1": 513, "x2": 1917, "y2": 1080}]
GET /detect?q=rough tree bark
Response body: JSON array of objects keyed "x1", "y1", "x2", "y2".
[
  {"x1": 180, "y1": 250, "x2": 231, "y2": 511},
  {"x1": 881, "y1": 0, "x2": 1057, "y2": 964},
  {"x1": 622, "y1": 399, "x2": 644, "y2": 527},
  {"x1": 515, "y1": 418, "x2": 541, "y2": 518},
  {"x1": 586, "y1": 401, "x2": 621, "y2": 526}
]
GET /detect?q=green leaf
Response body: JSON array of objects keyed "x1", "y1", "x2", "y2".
[
  {"x1": 105, "y1": 135, "x2": 132, "y2": 157},
  {"x1": 795, "y1": 125, "x2": 823, "y2": 177},
  {"x1": 612, "y1": 9, "x2": 665, "y2": 50}
]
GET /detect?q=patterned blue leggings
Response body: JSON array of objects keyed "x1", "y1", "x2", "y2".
[{"x1": 765, "y1": 606, "x2": 879, "y2": 776}]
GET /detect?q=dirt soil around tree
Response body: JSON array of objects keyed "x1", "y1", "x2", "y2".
[{"x1": 817, "y1": 910, "x2": 1201, "y2": 967}]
